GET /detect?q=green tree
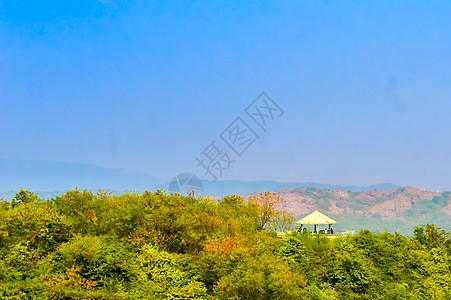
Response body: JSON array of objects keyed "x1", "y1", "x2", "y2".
[{"x1": 269, "y1": 210, "x2": 295, "y2": 231}]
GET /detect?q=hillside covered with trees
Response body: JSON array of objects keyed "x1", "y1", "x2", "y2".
[
  {"x1": 0, "y1": 190, "x2": 450, "y2": 299},
  {"x1": 277, "y1": 186, "x2": 451, "y2": 235}
]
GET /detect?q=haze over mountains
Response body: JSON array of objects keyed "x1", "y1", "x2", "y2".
[
  {"x1": 0, "y1": 159, "x2": 164, "y2": 191},
  {"x1": 0, "y1": 159, "x2": 400, "y2": 195}
]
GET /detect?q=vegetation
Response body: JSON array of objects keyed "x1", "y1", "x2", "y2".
[
  {"x1": 289, "y1": 187, "x2": 451, "y2": 235},
  {"x1": 0, "y1": 189, "x2": 449, "y2": 299}
]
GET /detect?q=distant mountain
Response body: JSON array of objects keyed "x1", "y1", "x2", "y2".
[
  {"x1": 0, "y1": 159, "x2": 401, "y2": 197},
  {"x1": 157, "y1": 179, "x2": 400, "y2": 196},
  {"x1": 274, "y1": 186, "x2": 451, "y2": 235},
  {"x1": 0, "y1": 159, "x2": 164, "y2": 191}
]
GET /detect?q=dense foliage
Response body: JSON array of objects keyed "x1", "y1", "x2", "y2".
[{"x1": 0, "y1": 189, "x2": 449, "y2": 299}]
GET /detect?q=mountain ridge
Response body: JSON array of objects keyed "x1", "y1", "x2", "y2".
[
  {"x1": 273, "y1": 185, "x2": 451, "y2": 234},
  {"x1": 0, "y1": 159, "x2": 402, "y2": 195}
]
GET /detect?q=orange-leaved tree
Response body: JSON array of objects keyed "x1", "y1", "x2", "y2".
[{"x1": 247, "y1": 192, "x2": 282, "y2": 231}]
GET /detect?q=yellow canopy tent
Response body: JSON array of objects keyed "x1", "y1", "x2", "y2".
[{"x1": 296, "y1": 211, "x2": 336, "y2": 234}]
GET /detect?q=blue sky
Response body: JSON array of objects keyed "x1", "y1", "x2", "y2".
[{"x1": 1, "y1": 1, "x2": 451, "y2": 190}]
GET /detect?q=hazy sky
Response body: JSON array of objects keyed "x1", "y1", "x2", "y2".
[{"x1": 1, "y1": 1, "x2": 451, "y2": 190}]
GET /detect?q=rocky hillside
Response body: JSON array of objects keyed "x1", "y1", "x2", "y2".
[
  {"x1": 277, "y1": 186, "x2": 448, "y2": 219},
  {"x1": 275, "y1": 186, "x2": 451, "y2": 232}
]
